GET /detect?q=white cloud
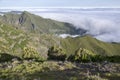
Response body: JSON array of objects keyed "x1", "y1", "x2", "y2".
[
  {"x1": 33, "y1": 9, "x2": 120, "y2": 42},
  {"x1": 1, "y1": 7, "x2": 120, "y2": 42}
]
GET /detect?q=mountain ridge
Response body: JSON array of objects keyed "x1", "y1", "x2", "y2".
[
  {"x1": 0, "y1": 11, "x2": 120, "y2": 60},
  {"x1": 0, "y1": 11, "x2": 86, "y2": 34}
]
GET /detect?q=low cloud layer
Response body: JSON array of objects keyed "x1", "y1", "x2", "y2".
[{"x1": 32, "y1": 8, "x2": 120, "y2": 42}]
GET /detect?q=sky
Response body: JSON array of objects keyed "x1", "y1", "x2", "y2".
[{"x1": 0, "y1": 0, "x2": 120, "y2": 8}]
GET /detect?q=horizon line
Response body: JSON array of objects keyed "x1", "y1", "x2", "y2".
[{"x1": 1, "y1": 6, "x2": 120, "y2": 9}]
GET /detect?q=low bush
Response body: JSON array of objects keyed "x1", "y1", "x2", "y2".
[
  {"x1": 48, "y1": 46, "x2": 67, "y2": 61},
  {"x1": 68, "y1": 48, "x2": 96, "y2": 62},
  {"x1": 22, "y1": 47, "x2": 45, "y2": 62}
]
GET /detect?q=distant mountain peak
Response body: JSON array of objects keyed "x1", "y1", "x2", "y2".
[{"x1": 0, "y1": 11, "x2": 86, "y2": 34}]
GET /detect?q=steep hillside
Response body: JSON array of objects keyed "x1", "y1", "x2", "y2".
[
  {"x1": 0, "y1": 11, "x2": 120, "y2": 59},
  {"x1": 0, "y1": 22, "x2": 28, "y2": 57},
  {"x1": 0, "y1": 20, "x2": 120, "y2": 59},
  {"x1": 60, "y1": 35, "x2": 120, "y2": 56},
  {"x1": 0, "y1": 21, "x2": 61, "y2": 59},
  {"x1": 0, "y1": 11, "x2": 85, "y2": 34}
]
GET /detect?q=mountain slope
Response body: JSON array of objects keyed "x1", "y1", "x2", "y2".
[
  {"x1": 60, "y1": 35, "x2": 120, "y2": 56},
  {"x1": 0, "y1": 11, "x2": 120, "y2": 59},
  {"x1": 0, "y1": 20, "x2": 120, "y2": 58},
  {"x1": 0, "y1": 21, "x2": 61, "y2": 59},
  {"x1": 0, "y1": 11, "x2": 85, "y2": 34},
  {"x1": 0, "y1": 22, "x2": 28, "y2": 57}
]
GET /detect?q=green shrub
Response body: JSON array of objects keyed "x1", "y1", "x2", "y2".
[
  {"x1": 48, "y1": 46, "x2": 67, "y2": 61},
  {"x1": 22, "y1": 47, "x2": 45, "y2": 62},
  {"x1": 68, "y1": 48, "x2": 96, "y2": 62}
]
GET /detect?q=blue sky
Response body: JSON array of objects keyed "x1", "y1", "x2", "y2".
[{"x1": 0, "y1": 0, "x2": 120, "y2": 7}]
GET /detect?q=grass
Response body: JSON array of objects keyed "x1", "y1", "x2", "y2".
[
  {"x1": 60, "y1": 35, "x2": 120, "y2": 56},
  {"x1": 0, "y1": 61, "x2": 119, "y2": 80}
]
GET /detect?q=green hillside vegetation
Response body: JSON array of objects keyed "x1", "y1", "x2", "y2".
[
  {"x1": 0, "y1": 21, "x2": 62, "y2": 61},
  {"x1": 0, "y1": 19, "x2": 120, "y2": 62},
  {"x1": 60, "y1": 35, "x2": 120, "y2": 56},
  {"x1": 0, "y1": 22, "x2": 28, "y2": 56},
  {"x1": 0, "y1": 11, "x2": 120, "y2": 80}
]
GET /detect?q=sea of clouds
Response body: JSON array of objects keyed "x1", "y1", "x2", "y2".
[{"x1": 0, "y1": 7, "x2": 120, "y2": 42}]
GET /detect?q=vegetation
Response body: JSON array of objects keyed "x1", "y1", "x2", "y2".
[
  {"x1": 0, "y1": 11, "x2": 120, "y2": 80},
  {"x1": 22, "y1": 47, "x2": 45, "y2": 61},
  {"x1": 48, "y1": 46, "x2": 67, "y2": 61},
  {"x1": 68, "y1": 48, "x2": 96, "y2": 62},
  {"x1": 67, "y1": 48, "x2": 120, "y2": 63},
  {"x1": 0, "y1": 61, "x2": 119, "y2": 80},
  {"x1": 60, "y1": 35, "x2": 120, "y2": 56}
]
